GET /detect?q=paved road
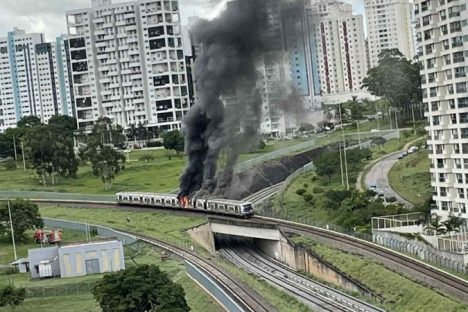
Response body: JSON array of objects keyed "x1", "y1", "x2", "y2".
[{"x1": 364, "y1": 151, "x2": 413, "y2": 207}]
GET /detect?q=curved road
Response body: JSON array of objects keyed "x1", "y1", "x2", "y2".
[{"x1": 364, "y1": 151, "x2": 412, "y2": 207}]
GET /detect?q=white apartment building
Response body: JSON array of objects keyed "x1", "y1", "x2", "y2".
[
  {"x1": 66, "y1": 0, "x2": 190, "y2": 131},
  {"x1": 309, "y1": 0, "x2": 369, "y2": 100},
  {"x1": 0, "y1": 29, "x2": 74, "y2": 132},
  {"x1": 258, "y1": 52, "x2": 294, "y2": 136},
  {"x1": 365, "y1": 0, "x2": 416, "y2": 69},
  {"x1": 0, "y1": 28, "x2": 44, "y2": 131},
  {"x1": 414, "y1": 0, "x2": 468, "y2": 223},
  {"x1": 35, "y1": 36, "x2": 75, "y2": 123}
]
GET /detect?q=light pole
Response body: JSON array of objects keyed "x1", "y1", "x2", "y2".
[
  {"x1": 12, "y1": 133, "x2": 17, "y2": 161},
  {"x1": 338, "y1": 103, "x2": 349, "y2": 190},
  {"x1": 8, "y1": 201, "x2": 17, "y2": 261},
  {"x1": 21, "y1": 140, "x2": 26, "y2": 171}
]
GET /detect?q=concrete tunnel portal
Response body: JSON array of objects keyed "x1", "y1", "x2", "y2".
[{"x1": 187, "y1": 219, "x2": 297, "y2": 268}]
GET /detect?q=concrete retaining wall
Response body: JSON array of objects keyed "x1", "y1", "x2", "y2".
[
  {"x1": 187, "y1": 223, "x2": 215, "y2": 253},
  {"x1": 294, "y1": 245, "x2": 376, "y2": 298}
]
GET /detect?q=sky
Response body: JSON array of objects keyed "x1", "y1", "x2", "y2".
[{"x1": 0, "y1": 0, "x2": 366, "y2": 42}]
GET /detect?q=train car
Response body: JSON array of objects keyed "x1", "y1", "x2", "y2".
[{"x1": 115, "y1": 192, "x2": 254, "y2": 218}]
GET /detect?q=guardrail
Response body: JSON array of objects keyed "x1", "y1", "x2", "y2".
[{"x1": 0, "y1": 191, "x2": 115, "y2": 202}]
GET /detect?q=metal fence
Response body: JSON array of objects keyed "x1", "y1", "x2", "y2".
[
  {"x1": 43, "y1": 218, "x2": 137, "y2": 245},
  {"x1": 24, "y1": 282, "x2": 95, "y2": 299},
  {"x1": 234, "y1": 139, "x2": 317, "y2": 173},
  {"x1": 0, "y1": 190, "x2": 115, "y2": 202}
]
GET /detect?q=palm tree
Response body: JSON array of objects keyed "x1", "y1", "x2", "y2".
[
  {"x1": 127, "y1": 124, "x2": 137, "y2": 147},
  {"x1": 424, "y1": 213, "x2": 447, "y2": 235},
  {"x1": 137, "y1": 123, "x2": 148, "y2": 147},
  {"x1": 443, "y1": 215, "x2": 465, "y2": 233}
]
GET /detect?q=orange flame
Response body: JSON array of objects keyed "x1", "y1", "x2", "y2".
[{"x1": 179, "y1": 196, "x2": 190, "y2": 208}]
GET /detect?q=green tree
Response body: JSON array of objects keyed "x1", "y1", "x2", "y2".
[
  {"x1": 0, "y1": 199, "x2": 43, "y2": 241},
  {"x1": 0, "y1": 285, "x2": 26, "y2": 311},
  {"x1": 424, "y1": 213, "x2": 447, "y2": 235},
  {"x1": 314, "y1": 151, "x2": 339, "y2": 180},
  {"x1": 86, "y1": 144, "x2": 126, "y2": 191},
  {"x1": 24, "y1": 124, "x2": 78, "y2": 185},
  {"x1": 93, "y1": 264, "x2": 190, "y2": 312},
  {"x1": 48, "y1": 115, "x2": 77, "y2": 134},
  {"x1": 362, "y1": 49, "x2": 422, "y2": 122},
  {"x1": 16, "y1": 115, "x2": 41, "y2": 129},
  {"x1": 88, "y1": 117, "x2": 127, "y2": 149},
  {"x1": 443, "y1": 215, "x2": 464, "y2": 233},
  {"x1": 162, "y1": 130, "x2": 184, "y2": 158}
]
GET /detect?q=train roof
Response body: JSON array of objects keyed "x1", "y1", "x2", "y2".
[
  {"x1": 116, "y1": 192, "x2": 178, "y2": 197},
  {"x1": 208, "y1": 198, "x2": 252, "y2": 205},
  {"x1": 116, "y1": 192, "x2": 252, "y2": 204}
]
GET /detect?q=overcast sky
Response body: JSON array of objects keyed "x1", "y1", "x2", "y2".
[{"x1": 0, "y1": 0, "x2": 365, "y2": 42}]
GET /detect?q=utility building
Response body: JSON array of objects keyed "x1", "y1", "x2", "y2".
[{"x1": 27, "y1": 240, "x2": 125, "y2": 279}]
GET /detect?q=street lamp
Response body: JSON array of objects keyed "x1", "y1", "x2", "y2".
[{"x1": 338, "y1": 103, "x2": 349, "y2": 190}]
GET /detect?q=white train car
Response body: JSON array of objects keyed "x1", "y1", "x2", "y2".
[{"x1": 115, "y1": 192, "x2": 254, "y2": 218}]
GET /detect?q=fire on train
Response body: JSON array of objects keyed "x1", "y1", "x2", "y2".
[{"x1": 115, "y1": 192, "x2": 254, "y2": 218}]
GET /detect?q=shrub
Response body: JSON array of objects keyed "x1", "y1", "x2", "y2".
[
  {"x1": 295, "y1": 188, "x2": 306, "y2": 196},
  {"x1": 303, "y1": 183, "x2": 309, "y2": 188},
  {"x1": 313, "y1": 186, "x2": 324, "y2": 193},
  {"x1": 311, "y1": 175, "x2": 318, "y2": 182},
  {"x1": 3, "y1": 160, "x2": 16, "y2": 171},
  {"x1": 146, "y1": 141, "x2": 163, "y2": 147},
  {"x1": 402, "y1": 130, "x2": 412, "y2": 138},
  {"x1": 139, "y1": 154, "x2": 154, "y2": 162},
  {"x1": 303, "y1": 193, "x2": 313, "y2": 202}
]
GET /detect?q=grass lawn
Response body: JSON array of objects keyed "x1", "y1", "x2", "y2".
[
  {"x1": 0, "y1": 149, "x2": 185, "y2": 194},
  {"x1": 0, "y1": 229, "x2": 90, "y2": 266},
  {"x1": 0, "y1": 243, "x2": 222, "y2": 312},
  {"x1": 39, "y1": 205, "x2": 207, "y2": 243},
  {"x1": 38, "y1": 205, "x2": 313, "y2": 311},
  {"x1": 0, "y1": 140, "x2": 312, "y2": 195},
  {"x1": 291, "y1": 236, "x2": 468, "y2": 312},
  {"x1": 388, "y1": 150, "x2": 431, "y2": 206}
]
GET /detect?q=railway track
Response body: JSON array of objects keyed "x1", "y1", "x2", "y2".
[
  {"x1": 219, "y1": 238, "x2": 383, "y2": 312},
  {"x1": 118, "y1": 230, "x2": 275, "y2": 312},
  {"x1": 255, "y1": 216, "x2": 468, "y2": 303},
  {"x1": 5, "y1": 193, "x2": 468, "y2": 303},
  {"x1": 244, "y1": 182, "x2": 283, "y2": 205}
]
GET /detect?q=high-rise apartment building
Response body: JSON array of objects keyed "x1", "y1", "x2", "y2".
[
  {"x1": 308, "y1": 0, "x2": 369, "y2": 99},
  {"x1": 66, "y1": 0, "x2": 190, "y2": 131},
  {"x1": 0, "y1": 28, "x2": 74, "y2": 132},
  {"x1": 414, "y1": 0, "x2": 468, "y2": 223},
  {"x1": 365, "y1": 0, "x2": 415, "y2": 69}
]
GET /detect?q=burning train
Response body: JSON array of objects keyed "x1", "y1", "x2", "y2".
[{"x1": 115, "y1": 192, "x2": 254, "y2": 218}]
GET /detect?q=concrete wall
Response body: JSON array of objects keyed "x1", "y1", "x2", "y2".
[
  {"x1": 28, "y1": 246, "x2": 60, "y2": 279},
  {"x1": 286, "y1": 226, "x2": 468, "y2": 302},
  {"x1": 187, "y1": 222, "x2": 215, "y2": 253},
  {"x1": 211, "y1": 223, "x2": 281, "y2": 240},
  {"x1": 294, "y1": 245, "x2": 374, "y2": 297}
]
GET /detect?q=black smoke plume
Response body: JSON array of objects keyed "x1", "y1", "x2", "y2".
[{"x1": 179, "y1": 0, "x2": 270, "y2": 198}]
